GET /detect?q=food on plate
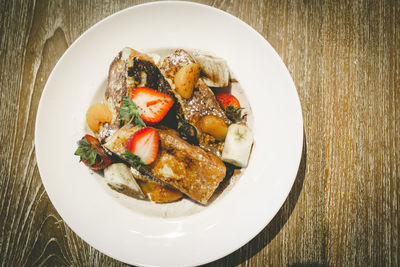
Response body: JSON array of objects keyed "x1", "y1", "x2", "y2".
[
  {"x1": 130, "y1": 87, "x2": 174, "y2": 125},
  {"x1": 102, "y1": 124, "x2": 185, "y2": 203},
  {"x1": 152, "y1": 128, "x2": 226, "y2": 204},
  {"x1": 104, "y1": 163, "x2": 146, "y2": 199},
  {"x1": 216, "y1": 93, "x2": 240, "y2": 110},
  {"x1": 159, "y1": 49, "x2": 231, "y2": 155},
  {"x1": 130, "y1": 167, "x2": 183, "y2": 203},
  {"x1": 125, "y1": 127, "x2": 159, "y2": 165},
  {"x1": 74, "y1": 134, "x2": 112, "y2": 170},
  {"x1": 216, "y1": 93, "x2": 244, "y2": 122},
  {"x1": 104, "y1": 124, "x2": 226, "y2": 204},
  {"x1": 99, "y1": 47, "x2": 172, "y2": 143},
  {"x1": 119, "y1": 96, "x2": 146, "y2": 127},
  {"x1": 192, "y1": 50, "x2": 230, "y2": 87},
  {"x1": 221, "y1": 124, "x2": 253, "y2": 168},
  {"x1": 86, "y1": 103, "x2": 113, "y2": 133},
  {"x1": 197, "y1": 115, "x2": 228, "y2": 141},
  {"x1": 174, "y1": 63, "x2": 201, "y2": 98},
  {"x1": 136, "y1": 180, "x2": 183, "y2": 203},
  {"x1": 75, "y1": 47, "x2": 254, "y2": 205}
]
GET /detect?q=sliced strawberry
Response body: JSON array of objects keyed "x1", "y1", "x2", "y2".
[
  {"x1": 125, "y1": 127, "x2": 159, "y2": 165},
  {"x1": 215, "y1": 93, "x2": 241, "y2": 110},
  {"x1": 130, "y1": 87, "x2": 174, "y2": 125},
  {"x1": 75, "y1": 134, "x2": 112, "y2": 170}
]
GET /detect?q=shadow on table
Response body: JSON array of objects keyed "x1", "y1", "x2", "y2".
[{"x1": 202, "y1": 134, "x2": 308, "y2": 267}]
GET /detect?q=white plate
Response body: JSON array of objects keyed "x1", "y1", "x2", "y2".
[{"x1": 35, "y1": 1, "x2": 303, "y2": 266}]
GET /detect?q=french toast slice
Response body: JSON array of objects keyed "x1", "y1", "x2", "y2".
[
  {"x1": 158, "y1": 49, "x2": 231, "y2": 155},
  {"x1": 98, "y1": 47, "x2": 172, "y2": 143},
  {"x1": 103, "y1": 124, "x2": 183, "y2": 203},
  {"x1": 104, "y1": 125, "x2": 226, "y2": 204},
  {"x1": 99, "y1": 48, "x2": 182, "y2": 203}
]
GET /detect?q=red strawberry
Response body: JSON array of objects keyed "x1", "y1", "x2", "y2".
[
  {"x1": 75, "y1": 134, "x2": 112, "y2": 170},
  {"x1": 215, "y1": 93, "x2": 243, "y2": 122},
  {"x1": 215, "y1": 93, "x2": 241, "y2": 109},
  {"x1": 125, "y1": 127, "x2": 159, "y2": 165},
  {"x1": 82, "y1": 157, "x2": 112, "y2": 170},
  {"x1": 131, "y1": 87, "x2": 174, "y2": 125}
]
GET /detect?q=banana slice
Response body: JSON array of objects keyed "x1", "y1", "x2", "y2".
[
  {"x1": 104, "y1": 163, "x2": 147, "y2": 200},
  {"x1": 221, "y1": 124, "x2": 253, "y2": 167},
  {"x1": 192, "y1": 50, "x2": 230, "y2": 87}
]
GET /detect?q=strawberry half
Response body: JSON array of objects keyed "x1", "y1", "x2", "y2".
[
  {"x1": 130, "y1": 87, "x2": 174, "y2": 125},
  {"x1": 215, "y1": 93, "x2": 243, "y2": 122},
  {"x1": 75, "y1": 134, "x2": 112, "y2": 170},
  {"x1": 125, "y1": 127, "x2": 159, "y2": 165}
]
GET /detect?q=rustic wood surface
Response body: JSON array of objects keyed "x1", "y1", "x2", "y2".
[{"x1": 1, "y1": 0, "x2": 399, "y2": 266}]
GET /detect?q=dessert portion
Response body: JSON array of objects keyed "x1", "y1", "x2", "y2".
[
  {"x1": 98, "y1": 47, "x2": 172, "y2": 143},
  {"x1": 75, "y1": 47, "x2": 253, "y2": 205},
  {"x1": 103, "y1": 124, "x2": 225, "y2": 204},
  {"x1": 159, "y1": 49, "x2": 231, "y2": 155}
]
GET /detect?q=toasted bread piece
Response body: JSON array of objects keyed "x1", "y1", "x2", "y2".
[
  {"x1": 130, "y1": 167, "x2": 183, "y2": 203},
  {"x1": 159, "y1": 49, "x2": 231, "y2": 155},
  {"x1": 104, "y1": 125, "x2": 183, "y2": 203},
  {"x1": 153, "y1": 129, "x2": 226, "y2": 204},
  {"x1": 136, "y1": 179, "x2": 183, "y2": 203},
  {"x1": 98, "y1": 47, "x2": 172, "y2": 143},
  {"x1": 104, "y1": 125, "x2": 226, "y2": 204}
]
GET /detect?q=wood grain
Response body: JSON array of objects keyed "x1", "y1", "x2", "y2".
[{"x1": 0, "y1": 0, "x2": 399, "y2": 266}]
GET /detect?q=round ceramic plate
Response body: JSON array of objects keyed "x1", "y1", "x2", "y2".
[{"x1": 35, "y1": 2, "x2": 303, "y2": 266}]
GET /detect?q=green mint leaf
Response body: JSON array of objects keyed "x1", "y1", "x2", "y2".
[
  {"x1": 74, "y1": 147, "x2": 84, "y2": 157},
  {"x1": 121, "y1": 150, "x2": 143, "y2": 164},
  {"x1": 119, "y1": 97, "x2": 146, "y2": 127},
  {"x1": 226, "y1": 105, "x2": 244, "y2": 122},
  {"x1": 121, "y1": 150, "x2": 149, "y2": 173},
  {"x1": 76, "y1": 138, "x2": 91, "y2": 150},
  {"x1": 74, "y1": 136, "x2": 99, "y2": 166},
  {"x1": 134, "y1": 113, "x2": 146, "y2": 127},
  {"x1": 88, "y1": 150, "x2": 97, "y2": 166},
  {"x1": 119, "y1": 106, "x2": 130, "y2": 121}
]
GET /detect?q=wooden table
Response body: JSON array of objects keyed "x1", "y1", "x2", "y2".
[{"x1": 1, "y1": 0, "x2": 399, "y2": 266}]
